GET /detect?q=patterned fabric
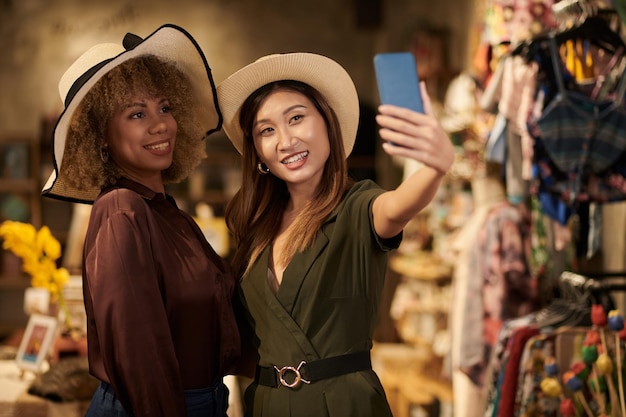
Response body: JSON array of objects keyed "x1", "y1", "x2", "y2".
[
  {"x1": 482, "y1": 317, "x2": 536, "y2": 417},
  {"x1": 527, "y1": 37, "x2": 626, "y2": 217},
  {"x1": 535, "y1": 37, "x2": 626, "y2": 177},
  {"x1": 461, "y1": 201, "x2": 537, "y2": 386},
  {"x1": 497, "y1": 326, "x2": 541, "y2": 417},
  {"x1": 483, "y1": 0, "x2": 558, "y2": 46},
  {"x1": 515, "y1": 332, "x2": 563, "y2": 417}
]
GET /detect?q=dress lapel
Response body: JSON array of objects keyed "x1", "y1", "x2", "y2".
[
  {"x1": 277, "y1": 228, "x2": 329, "y2": 312},
  {"x1": 244, "y1": 247, "x2": 321, "y2": 359}
]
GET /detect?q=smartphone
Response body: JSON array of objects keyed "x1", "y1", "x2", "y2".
[{"x1": 374, "y1": 52, "x2": 423, "y2": 113}]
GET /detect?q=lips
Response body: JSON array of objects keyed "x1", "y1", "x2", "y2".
[
  {"x1": 144, "y1": 140, "x2": 170, "y2": 151},
  {"x1": 281, "y1": 151, "x2": 309, "y2": 165}
]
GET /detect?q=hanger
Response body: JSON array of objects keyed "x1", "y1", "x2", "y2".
[
  {"x1": 510, "y1": 4, "x2": 624, "y2": 61},
  {"x1": 553, "y1": 0, "x2": 597, "y2": 27},
  {"x1": 553, "y1": 15, "x2": 625, "y2": 53},
  {"x1": 534, "y1": 270, "x2": 626, "y2": 330},
  {"x1": 578, "y1": 271, "x2": 626, "y2": 279},
  {"x1": 535, "y1": 271, "x2": 593, "y2": 328}
]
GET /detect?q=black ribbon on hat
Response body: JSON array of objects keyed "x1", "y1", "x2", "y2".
[
  {"x1": 122, "y1": 33, "x2": 143, "y2": 50},
  {"x1": 64, "y1": 32, "x2": 144, "y2": 108}
]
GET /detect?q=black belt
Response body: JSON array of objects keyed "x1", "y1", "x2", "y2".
[{"x1": 256, "y1": 351, "x2": 371, "y2": 389}]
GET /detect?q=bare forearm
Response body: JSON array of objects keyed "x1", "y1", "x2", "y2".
[
  {"x1": 372, "y1": 82, "x2": 453, "y2": 239},
  {"x1": 374, "y1": 166, "x2": 443, "y2": 238}
]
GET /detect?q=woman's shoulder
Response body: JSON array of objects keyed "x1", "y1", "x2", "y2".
[
  {"x1": 332, "y1": 179, "x2": 385, "y2": 218},
  {"x1": 347, "y1": 179, "x2": 383, "y2": 193},
  {"x1": 92, "y1": 186, "x2": 149, "y2": 214},
  {"x1": 343, "y1": 179, "x2": 385, "y2": 201}
]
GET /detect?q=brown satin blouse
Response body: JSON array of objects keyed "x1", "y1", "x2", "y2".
[{"x1": 82, "y1": 178, "x2": 240, "y2": 417}]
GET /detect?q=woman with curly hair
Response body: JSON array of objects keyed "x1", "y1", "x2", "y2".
[{"x1": 42, "y1": 25, "x2": 240, "y2": 417}]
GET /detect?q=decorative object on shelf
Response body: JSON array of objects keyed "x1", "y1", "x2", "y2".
[
  {"x1": 23, "y1": 286, "x2": 51, "y2": 315},
  {"x1": 15, "y1": 313, "x2": 58, "y2": 374},
  {"x1": 27, "y1": 356, "x2": 99, "y2": 402},
  {"x1": 0, "y1": 220, "x2": 73, "y2": 334}
]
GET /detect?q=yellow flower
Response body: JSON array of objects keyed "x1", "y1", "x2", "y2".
[{"x1": 0, "y1": 221, "x2": 72, "y2": 330}]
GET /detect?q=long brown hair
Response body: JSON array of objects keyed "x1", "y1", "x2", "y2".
[
  {"x1": 225, "y1": 80, "x2": 353, "y2": 277},
  {"x1": 61, "y1": 55, "x2": 205, "y2": 192}
]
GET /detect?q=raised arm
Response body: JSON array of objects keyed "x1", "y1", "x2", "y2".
[{"x1": 372, "y1": 82, "x2": 454, "y2": 239}]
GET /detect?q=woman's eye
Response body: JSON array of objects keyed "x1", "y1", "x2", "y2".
[
  {"x1": 290, "y1": 114, "x2": 303, "y2": 123},
  {"x1": 130, "y1": 111, "x2": 144, "y2": 119},
  {"x1": 161, "y1": 103, "x2": 172, "y2": 113},
  {"x1": 259, "y1": 126, "x2": 274, "y2": 136}
]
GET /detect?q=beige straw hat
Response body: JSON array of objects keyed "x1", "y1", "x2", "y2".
[
  {"x1": 42, "y1": 24, "x2": 221, "y2": 204},
  {"x1": 217, "y1": 53, "x2": 359, "y2": 156}
]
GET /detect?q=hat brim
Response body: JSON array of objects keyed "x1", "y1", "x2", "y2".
[
  {"x1": 217, "y1": 53, "x2": 359, "y2": 156},
  {"x1": 42, "y1": 24, "x2": 221, "y2": 204}
]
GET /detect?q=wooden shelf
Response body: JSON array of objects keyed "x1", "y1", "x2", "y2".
[
  {"x1": 0, "y1": 178, "x2": 39, "y2": 192},
  {"x1": 389, "y1": 253, "x2": 452, "y2": 282},
  {"x1": 0, "y1": 133, "x2": 41, "y2": 335},
  {"x1": 0, "y1": 277, "x2": 29, "y2": 290},
  {"x1": 373, "y1": 342, "x2": 452, "y2": 417},
  {"x1": 0, "y1": 135, "x2": 42, "y2": 228}
]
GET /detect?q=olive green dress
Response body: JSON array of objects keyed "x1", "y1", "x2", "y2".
[{"x1": 239, "y1": 180, "x2": 401, "y2": 417}]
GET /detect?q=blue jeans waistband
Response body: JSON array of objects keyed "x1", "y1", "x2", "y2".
[{"x1": 85, "y1": 379, "x2": 229, "y2": 417}]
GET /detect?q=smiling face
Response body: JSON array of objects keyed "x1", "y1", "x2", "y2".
[
  {"x1": 106, "y1": 94, "x2": 177, "y2": 190},
  {"x1": 252, "y1": 89, "x2": 330, "y2": 190}
]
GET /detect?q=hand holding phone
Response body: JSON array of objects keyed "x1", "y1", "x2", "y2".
[{"x1": 374, "y1": 52, "x2": 423, "y2": 113}]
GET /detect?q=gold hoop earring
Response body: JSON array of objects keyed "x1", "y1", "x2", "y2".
[
  {"x1": 257, "y1": 162, "x2": 270, "y2": 175},
  {"x1": 100, "y1": 146, "x2": 110, "y2": 163}
]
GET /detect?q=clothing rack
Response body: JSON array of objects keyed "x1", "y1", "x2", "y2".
[
  {"x1": 482, "y1": 268, "x2": 626, "y2": 416},
  {"x1": 561, "y1": 270, "x2": 626, "y2": 289},
  {"x1": 582, "y1": 271, "x2": 626, "y2": 279},
  {"x1": 510, "y1": 13, "x2": 625, "y2": 60},
  {"x1": 552, "y1": 0, "x2": 617, "y2": 24},
  {"x1": 558, "y1": 271, "x2": 626, "y2": 314},
  {"x1": 553, "y1": 0, "x2": 590, "y2": 21},
  {"x1": 554, "y1": 270, "x2": 626, "y2": 304}
]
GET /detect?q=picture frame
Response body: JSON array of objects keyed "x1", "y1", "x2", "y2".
[{"x1": 15, "y1": 313, "x2": 58, "y2": 373}]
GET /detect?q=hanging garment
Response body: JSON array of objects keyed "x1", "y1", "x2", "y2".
[
  {"x1": 453, "y1": 194, "x2": 536, "y2": 389},
  {"x1": 536, "y1": 37, "x2": 626, "y2": 176},
  {"x1": 531, "y1": 35, "x2": 626, "y2": 206},
  {"x1": 480, "y1": 316, "x2": 537, "y2": 417}
]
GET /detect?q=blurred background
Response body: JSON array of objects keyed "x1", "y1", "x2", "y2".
[
  {"x1": 0, "y1": 0, "x2": 476, "y2": 137},
  {"x1": 0, "y1": 0, "x2": 482, "y2": 292}
]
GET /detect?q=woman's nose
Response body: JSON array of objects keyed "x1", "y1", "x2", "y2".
[
  {"x1": 276, "y1": 128, "x2": 296, "y2": 150},
  {"x1": 149, "y1": 117, "x2": 168, "y2": 134}
]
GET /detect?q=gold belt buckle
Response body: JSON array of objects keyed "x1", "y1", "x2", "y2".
[{"x1": 274, "y1": 361, "x2": 311, "y2": 388}]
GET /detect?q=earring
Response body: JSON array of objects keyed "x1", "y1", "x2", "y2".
[
  {"x1": 100, "y1": 146, "x2": 109, "y2": 163},
  {"x1": 257, "y1": 162, "x2": 270, "y2": 175}
]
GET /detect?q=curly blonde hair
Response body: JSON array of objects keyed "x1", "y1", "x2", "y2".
[{"x1": 60, "y1": 55, "x2": 206, "y2": 192}]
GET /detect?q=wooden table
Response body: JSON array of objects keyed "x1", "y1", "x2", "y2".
[{"x1": 372, "y1": 343, "x2": 453, "y2": 417}]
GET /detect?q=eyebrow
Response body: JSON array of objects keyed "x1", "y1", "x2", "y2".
[
  {"x1": 122, "y1": 97, "x2": 169, "y2": 110},
  {"x1": 253, "y1": 104, "x2": 307, "y2": 128}
]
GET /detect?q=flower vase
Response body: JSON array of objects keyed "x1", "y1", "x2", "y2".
[
  {"x1": 24, "y1": 286, "x2": 73, "y2": 335},
  {"x1": 23, "y1": 286, "x2": 51, "y2": 316}
]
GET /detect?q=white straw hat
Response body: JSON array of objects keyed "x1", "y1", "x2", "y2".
[
  {"x1": 42, "y1": 24, "x2": 221, "y2": 203},
  {"x1": 217, "y1": 53, "x2": 359, "y2": 156}
]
